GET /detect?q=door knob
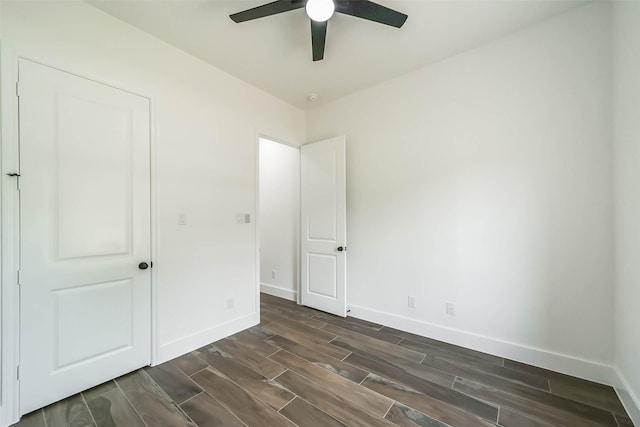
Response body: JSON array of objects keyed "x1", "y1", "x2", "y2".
[
  {"x1": 138, "y1": 262, "x2": 149, "y2": 270},
  {"x1": 337, "y1": 246, "x2": 345, "y2": 252}
]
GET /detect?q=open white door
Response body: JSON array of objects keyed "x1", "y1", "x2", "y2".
[
  {"x1": 18, "y1": 59, "x2": 152, "y2": 414},
  {"x1": 300, "y1": 136, "x2": 347, "y2": 317}
]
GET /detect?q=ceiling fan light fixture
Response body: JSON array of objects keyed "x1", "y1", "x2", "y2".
[
  {"x1": 230, "y1": 0, "x2": 408, "y2": 61},
  {"x1": 306, "y1": 0, "x2": 335, "y2": 22}
]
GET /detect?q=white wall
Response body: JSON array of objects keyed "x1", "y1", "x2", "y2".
[
  {"x1": 307, "y1": 3, "x2": 614, "y2": 382},
  {"x1": 259, "y1": 138, "x2": 300, "y2": 301},
  {"x1": 613, "y1": 1, "x2": 640, "y2": 422},
  {"x1": 1, "y1": 0, "x2": 304, "y2": 378}
]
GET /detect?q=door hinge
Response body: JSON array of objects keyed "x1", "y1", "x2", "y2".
[
  {"x1": 17, "y1": 270, "x2": 21, "y2": 286},
  {"x1": 16, "y1": 81, "x2": 20, "y2": 97},
  {"x1": 7, "y1": 173, "x2": 21, "y2": 191},
  {"x1": 16, "y1": 365, "x2": 20, "y2": 380}
]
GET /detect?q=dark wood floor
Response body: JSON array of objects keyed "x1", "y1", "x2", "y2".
[{"x1": 16, "y1": 293, "x2": 634, "y2": 427}]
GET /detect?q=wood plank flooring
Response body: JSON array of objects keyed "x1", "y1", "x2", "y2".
[{"x1": 15, "y1": 293, "x2": 635, "y2": 427}]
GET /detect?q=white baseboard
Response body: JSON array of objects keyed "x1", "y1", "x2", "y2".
[
  {"x1": 614, "y1": 368, "x2": 640, "y2": 425},
  {"x1": 347, "y1": 304, "x2": 615, "y2": 386},
  {"x1": 155, "y1": 312, "x2": 259, "y2": 365},
  {"x1": 260, "y1": 283, "x2": 297, "y2": 302}
]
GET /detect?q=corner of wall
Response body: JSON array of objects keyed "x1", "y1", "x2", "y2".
[
  {"x1": 614, "y1": 368, "x2": 640, "y2": 425},
  {"x1": 260, "y1": 283, "x2": 297, "y2": 302},
  {"x1": 612, "y1": 1, "x2": 640, "y2": 424}
]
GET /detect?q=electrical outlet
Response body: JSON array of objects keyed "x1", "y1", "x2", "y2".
[
  {"x1": 178, "y1": 213, "x2": 187, "y2": 225},
  {"x1": 272, "y1": 270, "x2": 277, "y2": 279},
  {"x1": 446, "y1": 302, "x2": 455, "y2": 316},
  {"x1": 408, "y1": 296, "x2": 416, "y2": 309},
  {"x1": 226, "y1": 298, "x2": 234, "y2": 310},
  {"x1": 235, "y1": 213, "x2": 251, "y2": 224}
]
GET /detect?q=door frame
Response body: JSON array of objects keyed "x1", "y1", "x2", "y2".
[
  {"x1": 0, "y1": 48, "x2": 159, "y2": 425},
  {"x1": 255, "y1": 134, "x2": 302, "y2": 305}
]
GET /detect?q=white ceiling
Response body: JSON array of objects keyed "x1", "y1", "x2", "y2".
[{"x1": 89, "y1": 0, "x2": 587, "y2": 110}]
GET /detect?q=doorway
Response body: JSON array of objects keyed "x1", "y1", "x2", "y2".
[
  {"x1": 258, "y1": 137, "x2": 301, "y2": 302},
  {"x1": 258, "y1": 135, "x2": 347, "y2": 317}
]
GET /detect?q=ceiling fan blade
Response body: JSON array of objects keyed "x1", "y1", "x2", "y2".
[
  {"x1": 230, "y1": 0, "x2": 306, "y2": 23},
  {"x1": 311, "y1": 20, "x2": 328, "y2": 61},
  {"x1": 335, "y1": 0, "x2": 407, "y2": 28}
]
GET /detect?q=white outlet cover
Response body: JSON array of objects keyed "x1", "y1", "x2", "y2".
[
  {"x1": 446, "y1": 302, "x2": 456, "y2": 316},
  {"x1": 408, "y1": 296, "x2": 416, "y2": 309}
]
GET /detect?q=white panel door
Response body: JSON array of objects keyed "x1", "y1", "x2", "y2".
[
  {"x1": 18, "y1": 59, "x2": 151, "y2": 414},
  {"x1": 300, "y1": 136, "x2": 346, "y2": 316}
]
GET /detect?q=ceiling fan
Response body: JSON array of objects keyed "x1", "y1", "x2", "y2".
[{"x1": 230, "y1": 0, "x2": 408, "y2": 61}]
